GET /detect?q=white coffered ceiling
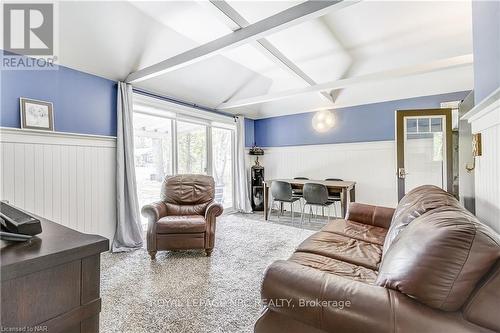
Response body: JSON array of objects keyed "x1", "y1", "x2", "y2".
[{"x1": 56, "y1": 1, "x2": 473, "y2": 119}]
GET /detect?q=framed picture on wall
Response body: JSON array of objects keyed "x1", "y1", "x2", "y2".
[{"x1": 20, "y1": 98, "x2": 54, "y2": 131}]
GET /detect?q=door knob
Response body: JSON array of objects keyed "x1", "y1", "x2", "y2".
[{"x1": 398, "y1": 168, "x2": 408, "y2": 179}]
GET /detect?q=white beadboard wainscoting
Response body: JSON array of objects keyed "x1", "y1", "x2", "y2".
[
  {"x1": 463, "y1": 88, "x2": 500, "y2": 233},
  {"x1": 258, "y1": 140, "x2": 398, "y2": 209},
  {"x1": 0, "y1": 128, "x2": 117, "y2": 240}
]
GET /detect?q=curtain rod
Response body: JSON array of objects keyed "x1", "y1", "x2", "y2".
[{"x1": 132, "y1": 88, "x2": 236, "y2": 119}]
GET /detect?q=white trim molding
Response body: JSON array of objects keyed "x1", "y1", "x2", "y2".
[
  {"x1": 462, "y1": 87, "x2": 500, "y2": 132},
  {"x1": 461, "y1": 87, "x2": 500, "y2": 233},
  {"x1": 0, "y1": 127, "x2": 117, "y2": 148}
]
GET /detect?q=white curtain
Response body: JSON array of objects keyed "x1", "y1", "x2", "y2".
[
  {"x1": 235, "y1": 116, "x2": 253, "y2": 213},
  {"x1": 112, "y1": 82, "x2": 143, "y2": 252}
]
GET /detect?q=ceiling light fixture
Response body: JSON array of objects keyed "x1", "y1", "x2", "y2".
[{"x1": 312, "y1": 110, "x2": 335, "y2": 133}]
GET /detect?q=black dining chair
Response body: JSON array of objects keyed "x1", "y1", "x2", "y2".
[
  {"x1": 270, "y1": 181, "x2": 301, "y2": 224},
  {"x1": 301, "y1": 183, "x2": 336, "y2": 226},
  {"x1": 325, "y1": 178, "x2": 343, "y2": 217}
]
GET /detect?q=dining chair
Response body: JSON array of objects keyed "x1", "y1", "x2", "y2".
[
  {"x1": 270, "y1": 181, "x2": 301, "y2": 224},
  {"x1": 301, "y1": 183, "x2": 335, "y2": 226},
  {"x1": 325, "y1": 178, "x2": 343, "y2": 217},
  {"x1": 292, "y1": 177, "x2": 309, "y2": 206}
]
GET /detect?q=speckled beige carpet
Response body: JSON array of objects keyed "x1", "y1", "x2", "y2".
[{"x1": 100, "y1": 213, "x2": 315, "y2": 333}]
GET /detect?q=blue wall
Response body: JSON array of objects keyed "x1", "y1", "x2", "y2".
[
  {"x1": 1, "y1": 55, "x2": 117, "y2": 136},
  {"x1": 244, "y1": 118, "x2": 255, "y2": 147},
  {"x1": 472, "y1": 0, "x2": 500, "y2": 104},
  {"x1": 254, "y1": 91, "x2": 470, "y2": 147}
]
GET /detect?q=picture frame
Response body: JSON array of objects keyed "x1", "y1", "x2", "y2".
[{"x1": 19, "y1": 97, "x2": 54, "y2": 131}]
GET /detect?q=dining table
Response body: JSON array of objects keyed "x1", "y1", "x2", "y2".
[{"x1": 262, "y1": 179, "x2": 356, "y2": 220}]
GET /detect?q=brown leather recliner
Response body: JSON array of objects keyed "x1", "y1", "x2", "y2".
[
  {"x1": 255, "y1": 185, "x2": 500, "y2": 333},
  {"x1": 141, "y1": 174, "x2": 223, "y2": 259}
]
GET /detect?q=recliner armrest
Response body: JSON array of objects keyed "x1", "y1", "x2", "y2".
[
  {"x1": 204, "y1": 201, "x2": 223, "y2": 250},
  {"x1": 141, "y1": 201, "x2": 167, "y2": 222},
  {"x1": 205, "y1": 201, "x2": 223, "y2": 219},
  {"x1": 346, "y1": 202, "x2": 395, "y2": 229},
  {"x1": 142, "y1": 201, "x2": 167, "y2": 253},
  {"x1": 261, "y1": 260, "x2": 392, "y2": 333}
]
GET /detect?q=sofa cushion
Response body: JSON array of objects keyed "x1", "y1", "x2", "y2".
[
  {"x1": 345, "y1": 203, "x2": 395, "y2": 229},
  {"x1": 382, "y1": 185, "x2": 460, "y2": 255},
  {"x1": 156, "y1": 215, "x2": 206, "y2": 234},
  {"x1": 376, "y1": 206, "x2": 500, "y2": 311},
  {"x1": 260, "y1": 260, "x2": 394, "y2": 333},
  {"x1": 321, "y1": 219, "x2": 388, "y2": 246},
  {"x1": 296, "y1": 231, "x2": 382, "y2": 270},
  {"x1": 290, "y1": 252, "x2": 378, "y2": 284}
]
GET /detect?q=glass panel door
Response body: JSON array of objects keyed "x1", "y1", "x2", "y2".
[
  {"x1": 403, "y1": 116, "x2": 446, "y2": 193},
  {"x1": 177, "y1": 121, "x2": 207, "y2": 174},
  {"x1": 212, "y1": 127, "x2": 233, "y2": 209},
  {"x1": 396, "y1": 109, "x2": 452, "y2": 201},
  {"x1": 133, "y1": 113, "x2": 173, "y2": 224}
]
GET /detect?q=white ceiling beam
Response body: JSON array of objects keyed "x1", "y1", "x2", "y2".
[
  {"x1": 317, "y1": 15, "x2": 357, "y2": 101},
  {"x1": 256, "y1": 38, "x2": 334, "y2": 103},
  {"x1": 208, "y1": 0, "x2": 334, "y2": 103},
  {"x1": 217, "y1": 54, "x2": 474, "y2": 109},
  {"x1": 125, "y1": 0, "x2": 354, "y2": 83},
  {"x1": 207, "y1": 0, "x2": 248, "y2": 28}
]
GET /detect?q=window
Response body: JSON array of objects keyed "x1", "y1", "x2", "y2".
[
  {"x1": 407, "y1": 117, "x2": 443, "y2": 140},
  {"x1": 133, "y1": 113, "x2": 173, "y2": 224},
  {"x1": 418, "y1": 118, "x2": 430, "y2": 133},
  {"x1": 212, "y1": 127, "x2": 233, "y2": 209},
  {"x1": 177, "y1": 121, "x2": 207, "y2": 174},
  {"x1": 132, "y1": 95, "x2": 236, "y2": 222}
]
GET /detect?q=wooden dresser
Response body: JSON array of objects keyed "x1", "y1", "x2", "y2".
[{"x1": 1, "y1": 216, "x2": 109, "y2": 333}]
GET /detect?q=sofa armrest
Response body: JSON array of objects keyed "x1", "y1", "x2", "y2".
[
  {"x1": 261, "y1": 260, "x2": 393, "y2": 333},
  {"x1": 345, "y1": 202, "x2": 395, "y2": 229},
  {"x1": 142, "y1": 201, "x2": 167, "y2": 252}
]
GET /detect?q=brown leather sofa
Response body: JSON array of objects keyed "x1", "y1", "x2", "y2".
[
  {"x1": 141, "y1": 174, "x2": 223, "y2": 259},
  {"x1": 255, "y1": 185, "x2": 500, "y2": 333}
]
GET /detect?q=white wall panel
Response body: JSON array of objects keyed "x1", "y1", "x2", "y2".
[
  {"x1": 463, "y1": 88, "x2": 500, "y2": 233},
  {"x1": 474, "y1": 126, "x2": 499, "y2": 232},
  {"x1": 0, "y1": 128, "x2": 117, "y2": 240},
  {"x1": 257, "y1": 140, "x2": 398, "y2": 208}
]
